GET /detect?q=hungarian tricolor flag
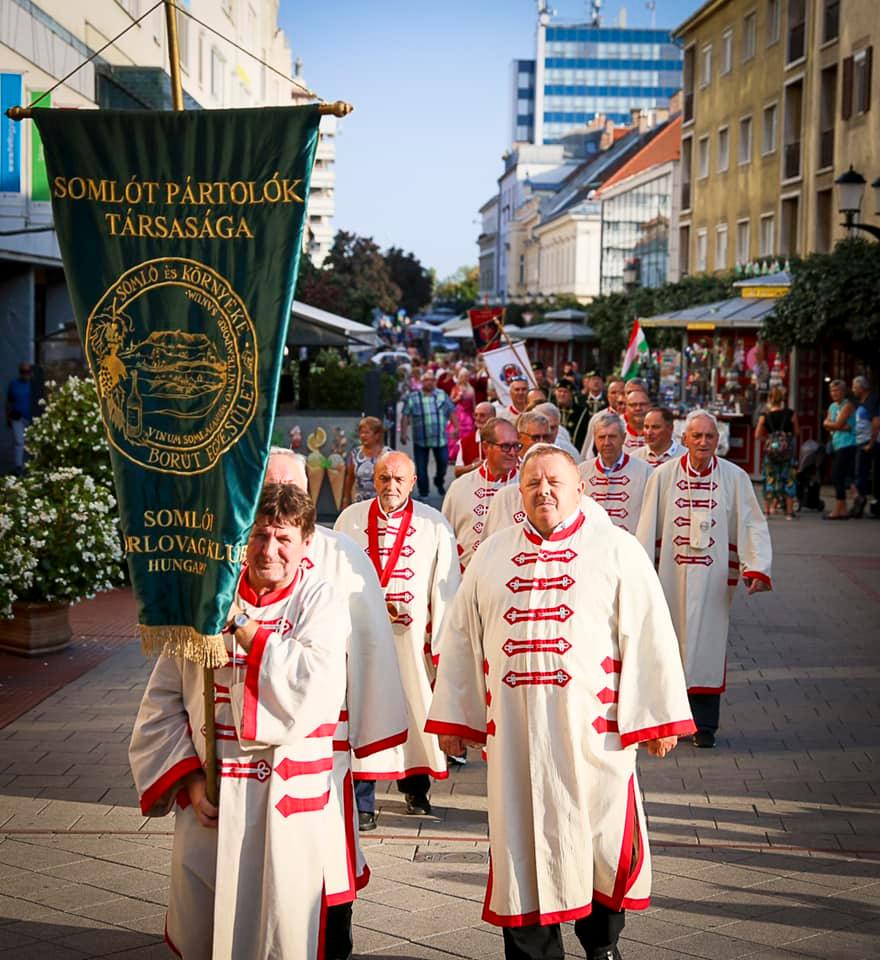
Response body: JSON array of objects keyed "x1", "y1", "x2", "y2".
[{"x1": 621, "y1": 319, "x2": 649, "y2": 381}]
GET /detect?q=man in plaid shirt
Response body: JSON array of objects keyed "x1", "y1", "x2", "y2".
[{"x1": 400, "y1": 370, "x2": 459, "y2": 497}]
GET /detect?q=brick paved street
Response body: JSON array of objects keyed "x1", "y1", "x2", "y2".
[{"x1": 0, "y1": 510, "x2": 877, "y2": 958}]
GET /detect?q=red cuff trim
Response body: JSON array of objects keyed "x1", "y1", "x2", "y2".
[
  {"x1": 424, "y1": 720, "x2": 487, "y2": 745},
  {"x1": 241, "y1": 626, "x2": 273, "y2": 741},
  {"x1": 352, "y1": 728, "x2": 408, "y2": 759},
  {"x1": 140, "y1": 756, "x2": 202, "y2": 816},
  {"x1": 743, "y1": 570, "x2": 772, "y2": 587},
  {"x1": 619, "y1": 719, "x2": 697, "y2": 748}
]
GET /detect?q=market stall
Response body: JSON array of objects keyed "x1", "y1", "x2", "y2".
[{"x1": 639, "y1": 272, "x2": 792, "y2": 478}]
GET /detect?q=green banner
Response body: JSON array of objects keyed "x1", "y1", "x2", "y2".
[
  {"x1": 33, "y1": 105, "x2": 321, "y2": 665},
  {"x1": 30, "y1": 91, "x2": 50, "y2": 200}
]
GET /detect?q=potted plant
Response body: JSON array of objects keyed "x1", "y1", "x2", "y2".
[{"x1": 0, "y1": 467, "x2": 124, "y2": 655}]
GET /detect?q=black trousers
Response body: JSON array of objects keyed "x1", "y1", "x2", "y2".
[
  {"x1": 323, "y1": 902, "x2": 352, "y2": 960},
  {"x1": 397, "y1": 772, "x2": 430, "y2": 798},
  {"x1": 501, "y1": 903, "x2": 625, "y2": 959},
  {"x1": 831, "y1": 445, "x2": 856, "y2": 500},
  {"x1": 689, "y1": 692, "x2": 720, "y2": 734}
]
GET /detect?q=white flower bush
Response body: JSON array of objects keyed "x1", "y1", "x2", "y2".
[{"x1": 0, "y1": 468, "x2": 124, "y2": 617}]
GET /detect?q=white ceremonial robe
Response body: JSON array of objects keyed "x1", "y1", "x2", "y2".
[
  {"x1": 483, "y1": 483, "x2": 611, "y2": 542},
  {"x1": 130, "y1": 570, "x2": 348, "y2": 960},
  {"x1": 442, "y1": 461, "x2": 517, "y2": 570},
  {"x1": 302, "y1": 528, "x2": 408, "y2": 902},
  {"x1": 493, "y1": 402, "x2": 523, "y2": 423},
  {"x1": 579, "y1": 453, "x2": 653, "y2": 535},
  {"x1": 632, "y1": 439, "x2": 684, "y2": 468},
  {"x1": 636, "y1": 455, "x2": 773, "y2": 692},
  {"x1": 623, "y1": 423, "x2": 646, "y2": 453},
  {"x1": 427, "y1": 511, "x2": 694, "y2": 926},
  {"x1": 335, "y1": 498, "x2": 461, "y2": 780},
  {"x1": 582, "y1": 417, "x2": 644, "y2": 460}
]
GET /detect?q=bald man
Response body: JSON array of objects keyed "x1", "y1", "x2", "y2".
[
  {"x1": 335, "y1": 451, "x2": 460, "y2": 817},
  {"x1": 455, "y1": 401, "x2": 496, "y2": 478},
  {"x1": 428, "y1": 445, "x2": 694, "y2": 960}
]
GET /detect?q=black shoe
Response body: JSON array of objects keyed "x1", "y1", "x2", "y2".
[
  {"x1": 404, "y1": 793, "x2": 432, "y2": 815},
  {"x1": 693, "y1": 730, "x2": 716, "y2": 748},
  {"x1": 447, "y1": 752, "x2": 467, "y2": 766},
  {"x1": 358, "y1": 811, "x2": 378, "y2": 832},
  {"x1": 589, "y1": 948, "x2": 622, "y2": 960}
]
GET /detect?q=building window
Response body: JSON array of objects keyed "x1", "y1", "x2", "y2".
[
  {"x1": 680, "y1": 225, "x2": 691, "y2": 276},
  {"x1": 767, "y1": 0, "x2": 781, "y2": 46},
  {"x1": 736, "y1": 219, "x2": 750, "y2": 263},
  {"x1": 783, "y1": 79, "x2": 803, "y2": 179},
  {"x1": 681, "y1": 136, "x2": 693, "y2": 210},
  {"x1": 721, "y1": 28, "x2": 733, "y2": 75},
  {"x1": 762, "y1": 102, "x2": 777, "y2": 154},
  {"x1": 853, "y1": 48, "x2": 873, "y2": 116},
  {"x1": 742, "y1": 11, "x2": 757, "y2": 61},
  {"x1": 815, "y1": 189, "x2": 833, "y2": 252},
  {"x1": 759, "y1": 214, "x2": 774, "y2": 256},
  {"x1": 210, "y1": 47, "x2": 225, "y2": 104},
  {"x1": 717, "y1": 126, "x2": 730, "y2": 171},
  {"x1": 696, "y1": 229, "x2": 708, "y2": 272},
  {"x1": 738, "y1": 115, "x2": 753, "y2": 164},
  {"x1": 684, "y1": 46, "x2": 695, "y2": 121},
  {"x1": 787, "y1": 0, "x2": 806, "y2": 64},
  {"x1": 780, "y1": 196, "x2": 799, "y2": 255},
  {"x1": 818, "y1": 66, "x2": 836, "y2": 169},
  {"x1": 700, "y1": 44, "x2": 712, "y2": 87},
  {"x1": 177, "y1": 8, "x2": 190, "y2": 73},
  {"x1": 715, "y1": 224, "x2": 728, "y2": 269},
  {"x1": 518, "y1": 255, "x2": 525, "y2": 286},
  {"x1": 698, "y1": 135, "x2": 710, "y2": 178},
  {"x1": 823, "y1": 0, "x2": 840, "y2": 43}
]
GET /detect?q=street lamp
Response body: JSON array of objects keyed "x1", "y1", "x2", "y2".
[{"x1": 834, "y1": 166, "x2": 880, "y2": 240}]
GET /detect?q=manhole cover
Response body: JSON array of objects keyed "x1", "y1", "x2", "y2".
[{"x1": 413, "y1": 850, "x2": 488, "y2": 863}]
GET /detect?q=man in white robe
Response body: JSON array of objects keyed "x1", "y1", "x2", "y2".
[
  {"x1": 581, "y1": 377, "x2": 627, "y2": 458},
  {"x1": 534, "y1": 401, "x2": 582, "y2": 462},
  {"x1": 636, "y1": 410, "x2": 773, "y2": 748},
  {"x1": 130, "y1": 484, "x2": 349, "y2": 960},
  {"x1": 494, "y1": 376, "x2": 530, "y2": 423},
  {"x1": 264, "y1": 449, "x2": 408, "y2": 959},
  {"x1": 335, "y1": 451, "x2": 460, "y2": 817},
  {"x1": 428, "y1": 445, "x2": 694, "y2": 960},
  {"x1": 632, "y1": 407, "x2": 683, "y2": 468},
  {"x1": 579, "y1": 411, "x2": 653, "y2": 536},
  {"x1": 442, "y1": 417, "x2": 519, "y2": 571},
  {"x1": 621, "y1": 386, "x2": 649, "y2": 454}
]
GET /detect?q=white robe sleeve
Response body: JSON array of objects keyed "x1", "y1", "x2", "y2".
[
  {"x1": 428, "y1": 516, "x2": 463, "y2": 664},
  {"x1": 733, "y1": 469, "x2": 773, "y2": 587},
  {"x1": 129, "y1": 655, "x2": 202, "y2": 817},
  {"x1": 238, "y1": 579, "x2": 348, "y2": 747},
  {"x1": 425, "y1": 561, "x2": 488, "y2": 743},
  {"x1": 613, "y1": 535, "x2": 696, "y2": 746},
  {"x1": 482, "y1": 486, "x2": 508, "y2": 541},
  {"x1": 635, "y1": 465, "x2": 664, "y2": 563}
]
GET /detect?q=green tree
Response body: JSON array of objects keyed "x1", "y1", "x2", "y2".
[
  {"x1": 324, "y1": 231, "x2": 401, "y2": 323},
  {"x1": 763, "y1": 237, "x2": 880, "y2": 367},
  {"x1": 294, "y1": 254, "x2": 350, "y2": 316},
  {"x1": 434, "y1": 265, "x2": 480, "y2": 312},
  {"x1": 384, "y1": 247, "x2": 433, "y2": 317}
]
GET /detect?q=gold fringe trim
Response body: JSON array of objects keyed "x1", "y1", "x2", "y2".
[{"x1": 139, "y1": 625, "x2": 228, "y2": 668}]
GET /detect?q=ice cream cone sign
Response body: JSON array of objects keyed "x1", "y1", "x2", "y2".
[
  {"x1": 326, "y1": 427, "x2": 348, "y2": 510},
  {"x1": 306, "y1": 427, "x2": 328, "y2": 503}
]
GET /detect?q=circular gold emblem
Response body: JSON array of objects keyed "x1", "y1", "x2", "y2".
[{"x1": 85, "y1": 257, "x2": 258, "y2": 475}]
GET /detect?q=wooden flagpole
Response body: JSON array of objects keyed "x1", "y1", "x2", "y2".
[{"x1": 162, "y1": 0, "x2": 218, "y2": 807}]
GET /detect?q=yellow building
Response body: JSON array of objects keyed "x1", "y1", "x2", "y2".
[{"x1": 675, "y1": 0, "x2": 877, "y2": 275}]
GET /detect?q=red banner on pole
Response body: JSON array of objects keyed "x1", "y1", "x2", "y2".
[{"x1": 468, "y1": 307, "x2": 504, "y2": 353}]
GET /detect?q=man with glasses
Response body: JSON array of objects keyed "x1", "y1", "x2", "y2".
[
  {"x1": 400, "y1": 371, "x2": 460, "y2": 498},
  {"x1": 622, "y1": 387, "x2": 650, "y2": 454},
  {"x1": 442, "y1": 417, "x2": 519, "y2": 571}
]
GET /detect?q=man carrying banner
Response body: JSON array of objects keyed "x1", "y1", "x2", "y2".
[
  {"x1": 443, "y1": 417, "x2": 519, "y2": 571},
  {"x1": 130, "y1": 484, "x2": 350, "y2": 960},
  {"x1": 579, "y1": 412, "x2": 653, "y2": 536},
  {"x1": 495, "y1": 376, "x2": 530, "y2": 423},
  {"x1": 632, "y1": 407, "x2": 683, "y2": 468},
  {"x1": 400, "y1": 370, "x2": 460, "y2": 498},
  {"x1": 636, "y1": 410, "x2": 773, "y2": 748},
  {"x1": 454, "y1": 401, "x2": 496, "y2": 477},
  {"x1": 427, "y1": 444, "x2": 694, "y2": 960},
  {"x1": 335, "y1": 451, "x2": 460, "y2": 817}
]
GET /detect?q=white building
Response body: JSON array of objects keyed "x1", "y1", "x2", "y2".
[{"x1": 0, "y1": 0, "x2": 335, "y2": 467}]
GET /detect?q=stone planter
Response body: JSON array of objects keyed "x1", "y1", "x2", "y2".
[{"x1": 0, "y1": 601, "x2": 72, "y2": 657}]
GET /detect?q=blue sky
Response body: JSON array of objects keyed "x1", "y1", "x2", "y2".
[{"x1": 279, "y1": 1, "x2": 701, "y2": 281}]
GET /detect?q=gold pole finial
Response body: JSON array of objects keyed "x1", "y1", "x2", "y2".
[{"x1": 318, "y1": 101, "x2": 354, "y2": 118}]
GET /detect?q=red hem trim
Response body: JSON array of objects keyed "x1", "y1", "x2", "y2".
[
  {"x1": 482, "y1": 856, "x2": 594, "y2": 927},
  {"x1": 743, "y1": 570, "x2": 772, "y2": 587},
  {"x1": 424, "y1": 720, "x2": 487, "y2": 744},
  {"x1": 356, "y1": 864, "x2": 371, "y2": 891},
  {"x1": 140, "y1": 756, "x2": 202, "y2": 816},
  {"x1": 688, "y1": 684, "x2": 726, "y2": 694},
  {"x1": 352, "y1": 729, "x2": 408, "y2": 759},
  {"x1": 242, "y1": 626, "x2": 272, "y2": 741},
  {"x1": 608, "y1": 775, "x2": 638, "y2": 909},
  {"x1": 593, "y1": 889, "x2": 651, "y2": 911},
  {"x1": 353, "y1": 766, "x2": 449, "y2": 781},
  {"x1": 619, "y1": 718, "x2": 697, "y2": 747},
  {"x1": 164, "y1": 918, "x2": 183, "y2": 958}
]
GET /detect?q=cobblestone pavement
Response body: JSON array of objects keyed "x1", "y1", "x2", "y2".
[{"x1": 0, "y1": 509, "x2": 877, "y2": 959}]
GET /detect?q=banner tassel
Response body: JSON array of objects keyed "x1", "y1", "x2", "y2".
[{"x1": 139, "y1": 625, "x2": 228, "y2": 668}]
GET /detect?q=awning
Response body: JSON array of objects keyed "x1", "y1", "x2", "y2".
[
  {"x1": 543, "y1": 307, "x2": 587, "y2": 321},
  {"x1": 639, "y1": 296, "x2": 777, "y2": 330},
  {"x1": 520, "y1": 320, "x2": 595, "y2": 342},
  {"x1": 288, "y1": 300, "x2": 381, "y2": 348}
]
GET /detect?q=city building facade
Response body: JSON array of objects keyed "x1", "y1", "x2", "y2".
[
  {"x1": 675, "y1": 0, "x2": 877, "y2": 277},
  {"x1": 512, "y1": 9, "x2": 682, "y2": 144}
]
